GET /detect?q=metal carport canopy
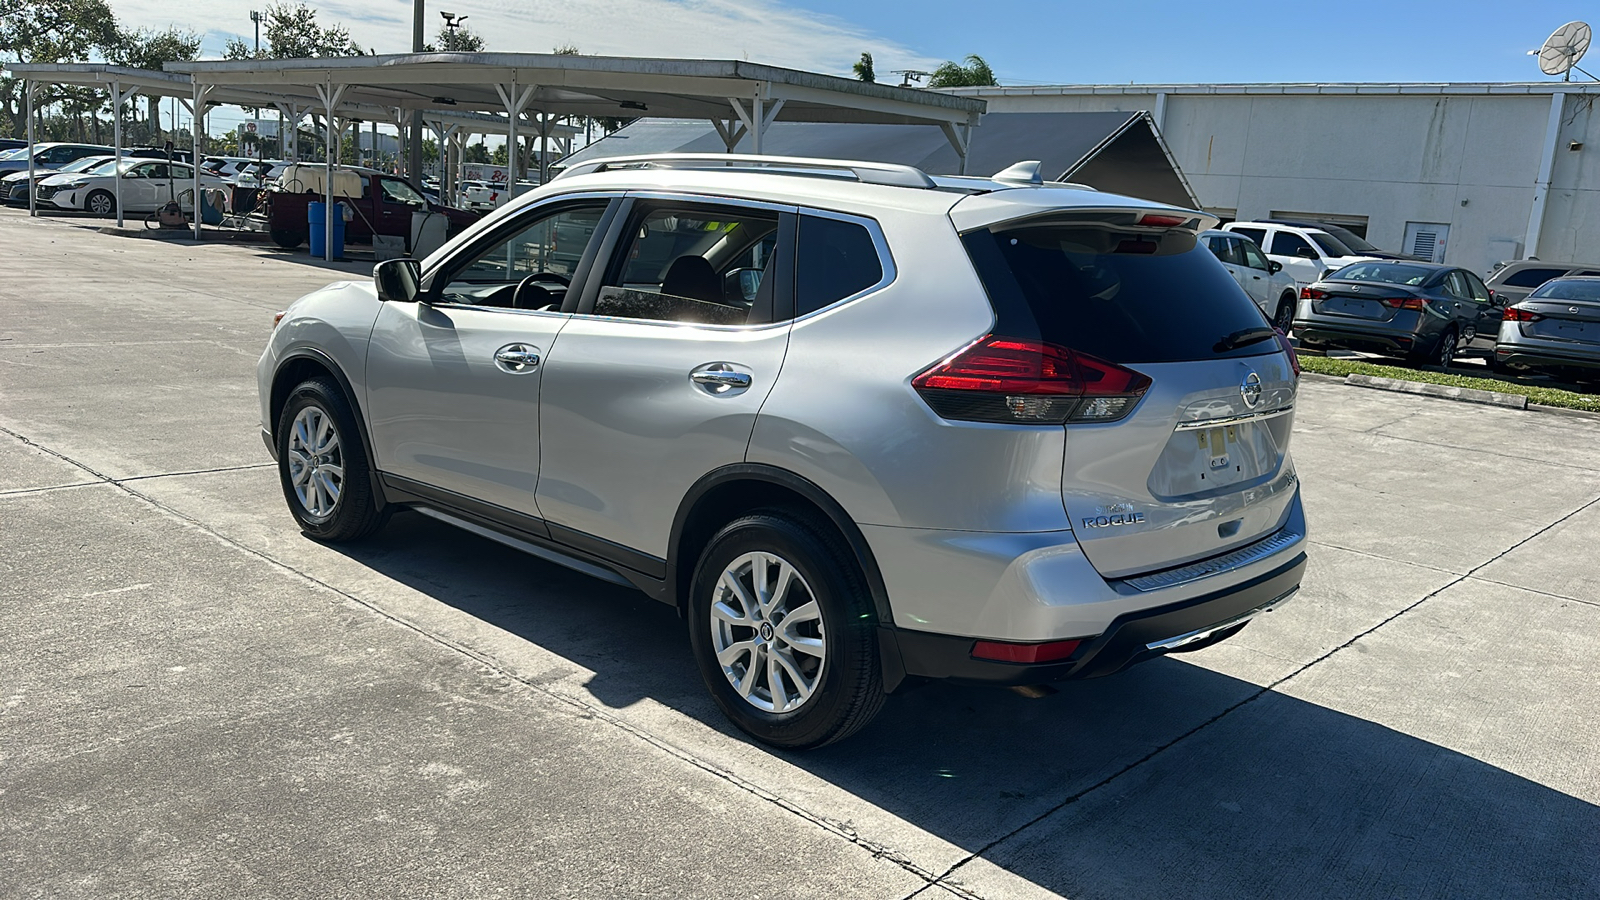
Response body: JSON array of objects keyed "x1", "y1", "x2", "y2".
[{"x1": 168, "y1": 53, "x2": 986, "y2": 260}]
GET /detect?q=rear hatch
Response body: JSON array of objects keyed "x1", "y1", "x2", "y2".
[{"x1": 951, "y1": 202, "x2": 1300, "y2": 579}]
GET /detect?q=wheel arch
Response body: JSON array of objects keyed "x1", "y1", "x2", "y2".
[
  {"x1": 271, "y1": 348, "x2": 387, "y2": 510},
  {"x1": 668, "y1": 464, "x2": 893, "y2": 628}
]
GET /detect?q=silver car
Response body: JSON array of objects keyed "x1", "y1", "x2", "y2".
[
  {"x1": 258, "y1": 154, "x2": 1308, "y2": 748},
  {"x1": 1494, "y1": 276, "x2": 1600, "y2": 382}
]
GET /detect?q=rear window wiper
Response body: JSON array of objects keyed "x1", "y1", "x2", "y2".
[{"x1": 1214, "y1": 326, "x2": 1277, "y2": 352}]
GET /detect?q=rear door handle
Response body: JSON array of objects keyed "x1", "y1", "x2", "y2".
[{"x1": 690, "y1": 362, "x2": 752, "y2": 394}]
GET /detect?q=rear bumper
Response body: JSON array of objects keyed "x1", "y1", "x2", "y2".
[
  {"x1": 1294, "y1": 320, "x2": 1420, "y2": 353},
  {"x1": 883, "y1": 550, "x2": 1306, "y2": 687},
  {"x1": 1495, "y1": 343, "x2": 1600, "y2": 371}
]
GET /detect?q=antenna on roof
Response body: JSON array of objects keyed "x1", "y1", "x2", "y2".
[
  {"x1": 892, "y1": 70, "x2": 930, "y2": 88},
  {"x1": 1533, "y1": 21, "x2": 1594, "y2": 81}
]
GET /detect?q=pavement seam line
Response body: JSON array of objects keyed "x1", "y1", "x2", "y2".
[
  {"x1": 0, "y1": 481, "x2": 104, "y2": 497},
  {"x1": 925, "y1": 491, "x2": 1600, "y2": 896},
  {"x1": 0, "y1": 423, "x2": 948, "y2": 892}
]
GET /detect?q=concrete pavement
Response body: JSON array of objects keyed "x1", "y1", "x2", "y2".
[{"x1": 2, "y1": 207, "x2": 1596, "y2": 899}]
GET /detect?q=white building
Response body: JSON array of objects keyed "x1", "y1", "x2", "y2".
[{"x1": 946, "y1": 82, "x2": 1600, "y2": 274}]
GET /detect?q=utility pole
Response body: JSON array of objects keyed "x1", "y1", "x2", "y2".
[
  {"x1": 250, "y1": 10, "x2": 262, "y2": 54},
  {"x1": 408, "y1": 0, "x2": 424, "y2": 182}
]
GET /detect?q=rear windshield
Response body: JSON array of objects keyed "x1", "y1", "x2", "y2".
[
  {"x1": 1529, "y1": 279, "x2": 1600, "y2": 301},
  {"x1": 962, "y1": 225, "x2": 1275, "y2": 364},
  {"x1": 1501, "y1": 267, "x2": 1568, "y2": 288},
  {"x1": 1330, "y1": 262, "x2": 1434, "y2": 286},
  {"x1": 1323, "y1": 225, "x2": 1377, "y2": 253}
]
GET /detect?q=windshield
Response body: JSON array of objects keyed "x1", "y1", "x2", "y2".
[
  {"x1": 1529, "y1": 279, "x2": 1600, "y2": 302},
  {"x1": 1309, "y1": 232, "x2": 1354, "y2": 257},
  {"x1": 0, "y1": 147, "x2": 28, "y2": 160},
  {"x1": 82, "y1": 158, "x2": 121, "y2": 175},
  {"x1": 1330, "y1": 262, "x2": 1434, "y2": 285},
  {"x1": 60, "y1": 156, "x2": 112, "y2": 174}
]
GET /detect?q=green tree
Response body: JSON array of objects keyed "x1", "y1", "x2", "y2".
[
  {"x1": 429, "y1": 22, "x2": 485, "y2": 52},
  {"x1": 224, "y1": 2, "x2": 362, "y2": 60},
  {"x1": 852, "y1": 52, "x2": 875, "y2": 83},
  {"x1": 112, "y1": 26, "x2": 200, "y2": 142},
  {"x1": 0, "y1": 0, "x2": 120, "y2": 137},
  {"x1": 926, "y1": 54, "x2": 998, "y2": 88}
]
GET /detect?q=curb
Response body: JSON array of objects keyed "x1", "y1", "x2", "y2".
[{"x1": 1344, "y1": 373, "x2": 1529, "y2": 409}]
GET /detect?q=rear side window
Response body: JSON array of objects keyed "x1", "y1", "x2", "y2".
[
  {"x1": 1501, "y1": 267, "x2": 1568, "y2": 288},
  {"x1": 961, "y1": 225, "x2": 1273, "y2": 364},
  {"x1": 796, "y1": 215, "x2": 883, "y2": 316}
]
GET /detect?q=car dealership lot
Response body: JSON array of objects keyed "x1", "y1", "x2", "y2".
[{"x1": 2, "y1": 207, "x2": 1597, "y2": 899}]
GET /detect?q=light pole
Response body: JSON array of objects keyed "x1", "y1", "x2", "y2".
[
  {"x1": 440, "y1": 11, "x2": 468, "y2": 50},
  {"x1": 408, "y1": 0, "x2": 424, "y2": 182}
]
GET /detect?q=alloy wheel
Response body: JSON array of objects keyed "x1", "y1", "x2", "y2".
[
  {"x1": 286, "y1": 405, "x2": 343, "y2": 518},
  {"x1": 1437, "y1": 331, "x2": 1456, "y2": 368},
  {"x1": 88, "y1": 193, "x2": 113, "y2": 216},
  {"x1": 709, "y1": 551, "x2": 826, "y2": 713}
]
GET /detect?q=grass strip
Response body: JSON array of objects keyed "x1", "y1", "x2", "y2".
[{"x1": 1298, "y1": 355, "x2": 1600, "y2": 412}]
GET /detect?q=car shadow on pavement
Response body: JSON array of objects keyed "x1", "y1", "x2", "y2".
[{"x1": 331, "y1": 510, "x2": 1600, "y2": 899}]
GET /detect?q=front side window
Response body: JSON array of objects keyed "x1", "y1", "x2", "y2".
[
  {"x1": 796, "y1": 214, "x2": 884, "y2": 316},
  {"x1": 437, "y1": 202, "x2": 609, "y2": 309},
  {"x1": 1229, "y1": 226, "x2": 1267, "y2": 247},
  {"x1": 1239, "y1": 239, "x2": 1272, "y2": 271},
  {"x1": 380, "y1": 178, "x2": 425, "y2": 207},
  {"x1": 1271, "y1": 232, "x2": 1316, "y2": 259},
  {"x1": 130, "y1": 162, "x2": 168, "y2": 179},
  {"x1": 594, "y1": 203, "x2": 781, "y2": 325}
]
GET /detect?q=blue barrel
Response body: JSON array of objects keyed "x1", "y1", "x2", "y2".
[{"x1": 307, "y1": 201, "x2": 346, "y2": 258}]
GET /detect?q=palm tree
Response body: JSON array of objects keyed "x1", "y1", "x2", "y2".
[
  {"x1": 927, "y1": 54, "x2": 998, "y2": 88},
  {"x1": 853, "y1": 52, "x2": 875, "y2": 83}
]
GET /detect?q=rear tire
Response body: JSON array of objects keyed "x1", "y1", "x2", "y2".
[
  {"x1": 275, "y1": 377, "x2": 384, "y2": 542},
  {"x1": 271, "y1": 229, "x2": 306, "y2": 249},
  {"x1": 1411, "y1": 327, "x2": 1457, "y2": 368},
  {"x1": 1272, "y1": 294, "x2": 1296, "y2": 333},
  {"x1": 687, "y1": 510, "x2": 884, "y2": 749}
]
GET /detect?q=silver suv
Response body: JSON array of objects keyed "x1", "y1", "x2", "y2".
[{"x1": 258, "y1": 155, "x2": 1309, "y2": 748}]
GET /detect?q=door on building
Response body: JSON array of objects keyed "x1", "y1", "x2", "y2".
[{"x1": 1404, "y1": 222, "x2": 1450, "y2": 264}]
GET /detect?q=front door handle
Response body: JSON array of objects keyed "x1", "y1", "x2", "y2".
[
  {"x1": 690, "y1": 362, "x2": 752, "y2": 394},
  {"x1": 494, "y1": 343, "x2": 541, "y2": 373}
]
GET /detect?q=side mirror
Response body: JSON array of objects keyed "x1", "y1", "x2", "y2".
[
  {"x1": 373, "y1": 258, "x2": 421, "y2": 303},
  {"x1": 1489, "y1": 290, "x2": 1504, "y2": 306},
  {"x1": 1268, "y1": 260, "x2": 1283, "y2": 274},
  {"x1": 1295, "y1": 247, "x2": 1320, "y2": 260}
]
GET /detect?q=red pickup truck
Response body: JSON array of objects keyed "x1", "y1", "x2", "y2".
[{"x1": 254, "y1": 166, "x2": 481, "y2": 250}]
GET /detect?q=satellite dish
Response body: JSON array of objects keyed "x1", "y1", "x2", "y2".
[{"x1": 1538, "y1": 21, "x2": 1591, "y2": 78}]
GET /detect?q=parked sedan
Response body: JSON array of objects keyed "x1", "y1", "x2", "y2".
[
  {"x1": 1494, "y1": 277, "x2": 1600, "y2": 382},
  {"x1": 38, "y1": 159, "x2": 225, "y2": 216},
  {"x1": 0, "y1": 142, "x2": 114, "y2": 177},
  {"x1": 2, "y1": 154, "x2": 116, "y2": 205},
  {"x1": 1293, "y1": 261, "x2": 1501, "y2": 367}
]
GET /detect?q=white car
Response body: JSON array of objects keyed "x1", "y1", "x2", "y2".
[
  {"x1": 1223, "y1": 221, "x2": 1376, "y2": 289},
  {"x1": 38, "y1": 158, "x2": 226, "y2": 216},
  {"x1": 1201, "y1": 229, "x2": 1299, "y2": 331},
  {"x1": 200, "y1": 156, "x2": 261, "y2": 179}
]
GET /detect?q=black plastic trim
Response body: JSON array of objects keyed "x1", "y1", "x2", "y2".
[
  {"x1": 886, "y1": 551, "x2": 1307, "y2": 687},
  {"x1": 272, "y1": 347, "x2": 387, "y2": 511},
  {"x1": 379, "y1": 473, "x2": 671, "y2": 603}
]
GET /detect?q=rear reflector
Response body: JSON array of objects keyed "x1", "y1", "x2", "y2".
[
  {"x1": 972, "y1": 638, "x2": 1084, "y2": 664},
  {"x1": 912, "y1": 335, "x2": 1152, "y2": 425},
  {"x1": 1503, "y1": 306, "x2": 1544, "y2": 322}
]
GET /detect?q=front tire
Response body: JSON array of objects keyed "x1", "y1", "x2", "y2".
[
  {"x1": 687, "y1": 511, "x2": 884, "y2": 749},
  {"x1": 85, "y1": 189, "x2": 115, "y2": 218},
  {"x1": 275, "y1": 377, "x2": 383, "y2": 542}
]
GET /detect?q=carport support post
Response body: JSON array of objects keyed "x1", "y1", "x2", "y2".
[
  {"x1": 727, "y1": 96, "x2": 784, "y2": 155},
  {"x1": 25, "y1": 79, "x2": 35, "y2": 218},
  {"x1": 315, "y1": 81, "x2": 349, "y2": 262},
  {"x1": 940, "y1": 118, "x2": 974, "y2": 176}
]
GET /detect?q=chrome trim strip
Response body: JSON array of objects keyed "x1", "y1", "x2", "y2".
[
  {"x1": 1146, "y1": 587, "x2": 1299, "y2": 652},
  {"x1": 1174, "y1": 405, "x2": 1294, "y2": 431},
  {"x1": 1121, "y1": 527, "x2": 1304, "y2": 592}
]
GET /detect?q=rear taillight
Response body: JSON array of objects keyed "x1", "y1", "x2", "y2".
[
  {"x1": 1503, "y1": 306, "x2": 1544, "y2": 322},
  {"x1": 1274, "y1": 329, "x2": 1301, "y2": 378},
  {"x1": 1301, "y1": 287, "x2": 1327, "y2": 300},
  {"x1": 1380, "y1": 296, "x2": 1427, "y2": 311},
  {"x1": 912, "y1": 335, "x2": 1151, "y2": 425}
]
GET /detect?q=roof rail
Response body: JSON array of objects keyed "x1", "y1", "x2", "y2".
[{"x1": 555, "y1": 153, "x2": 938, "y2": 189}]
